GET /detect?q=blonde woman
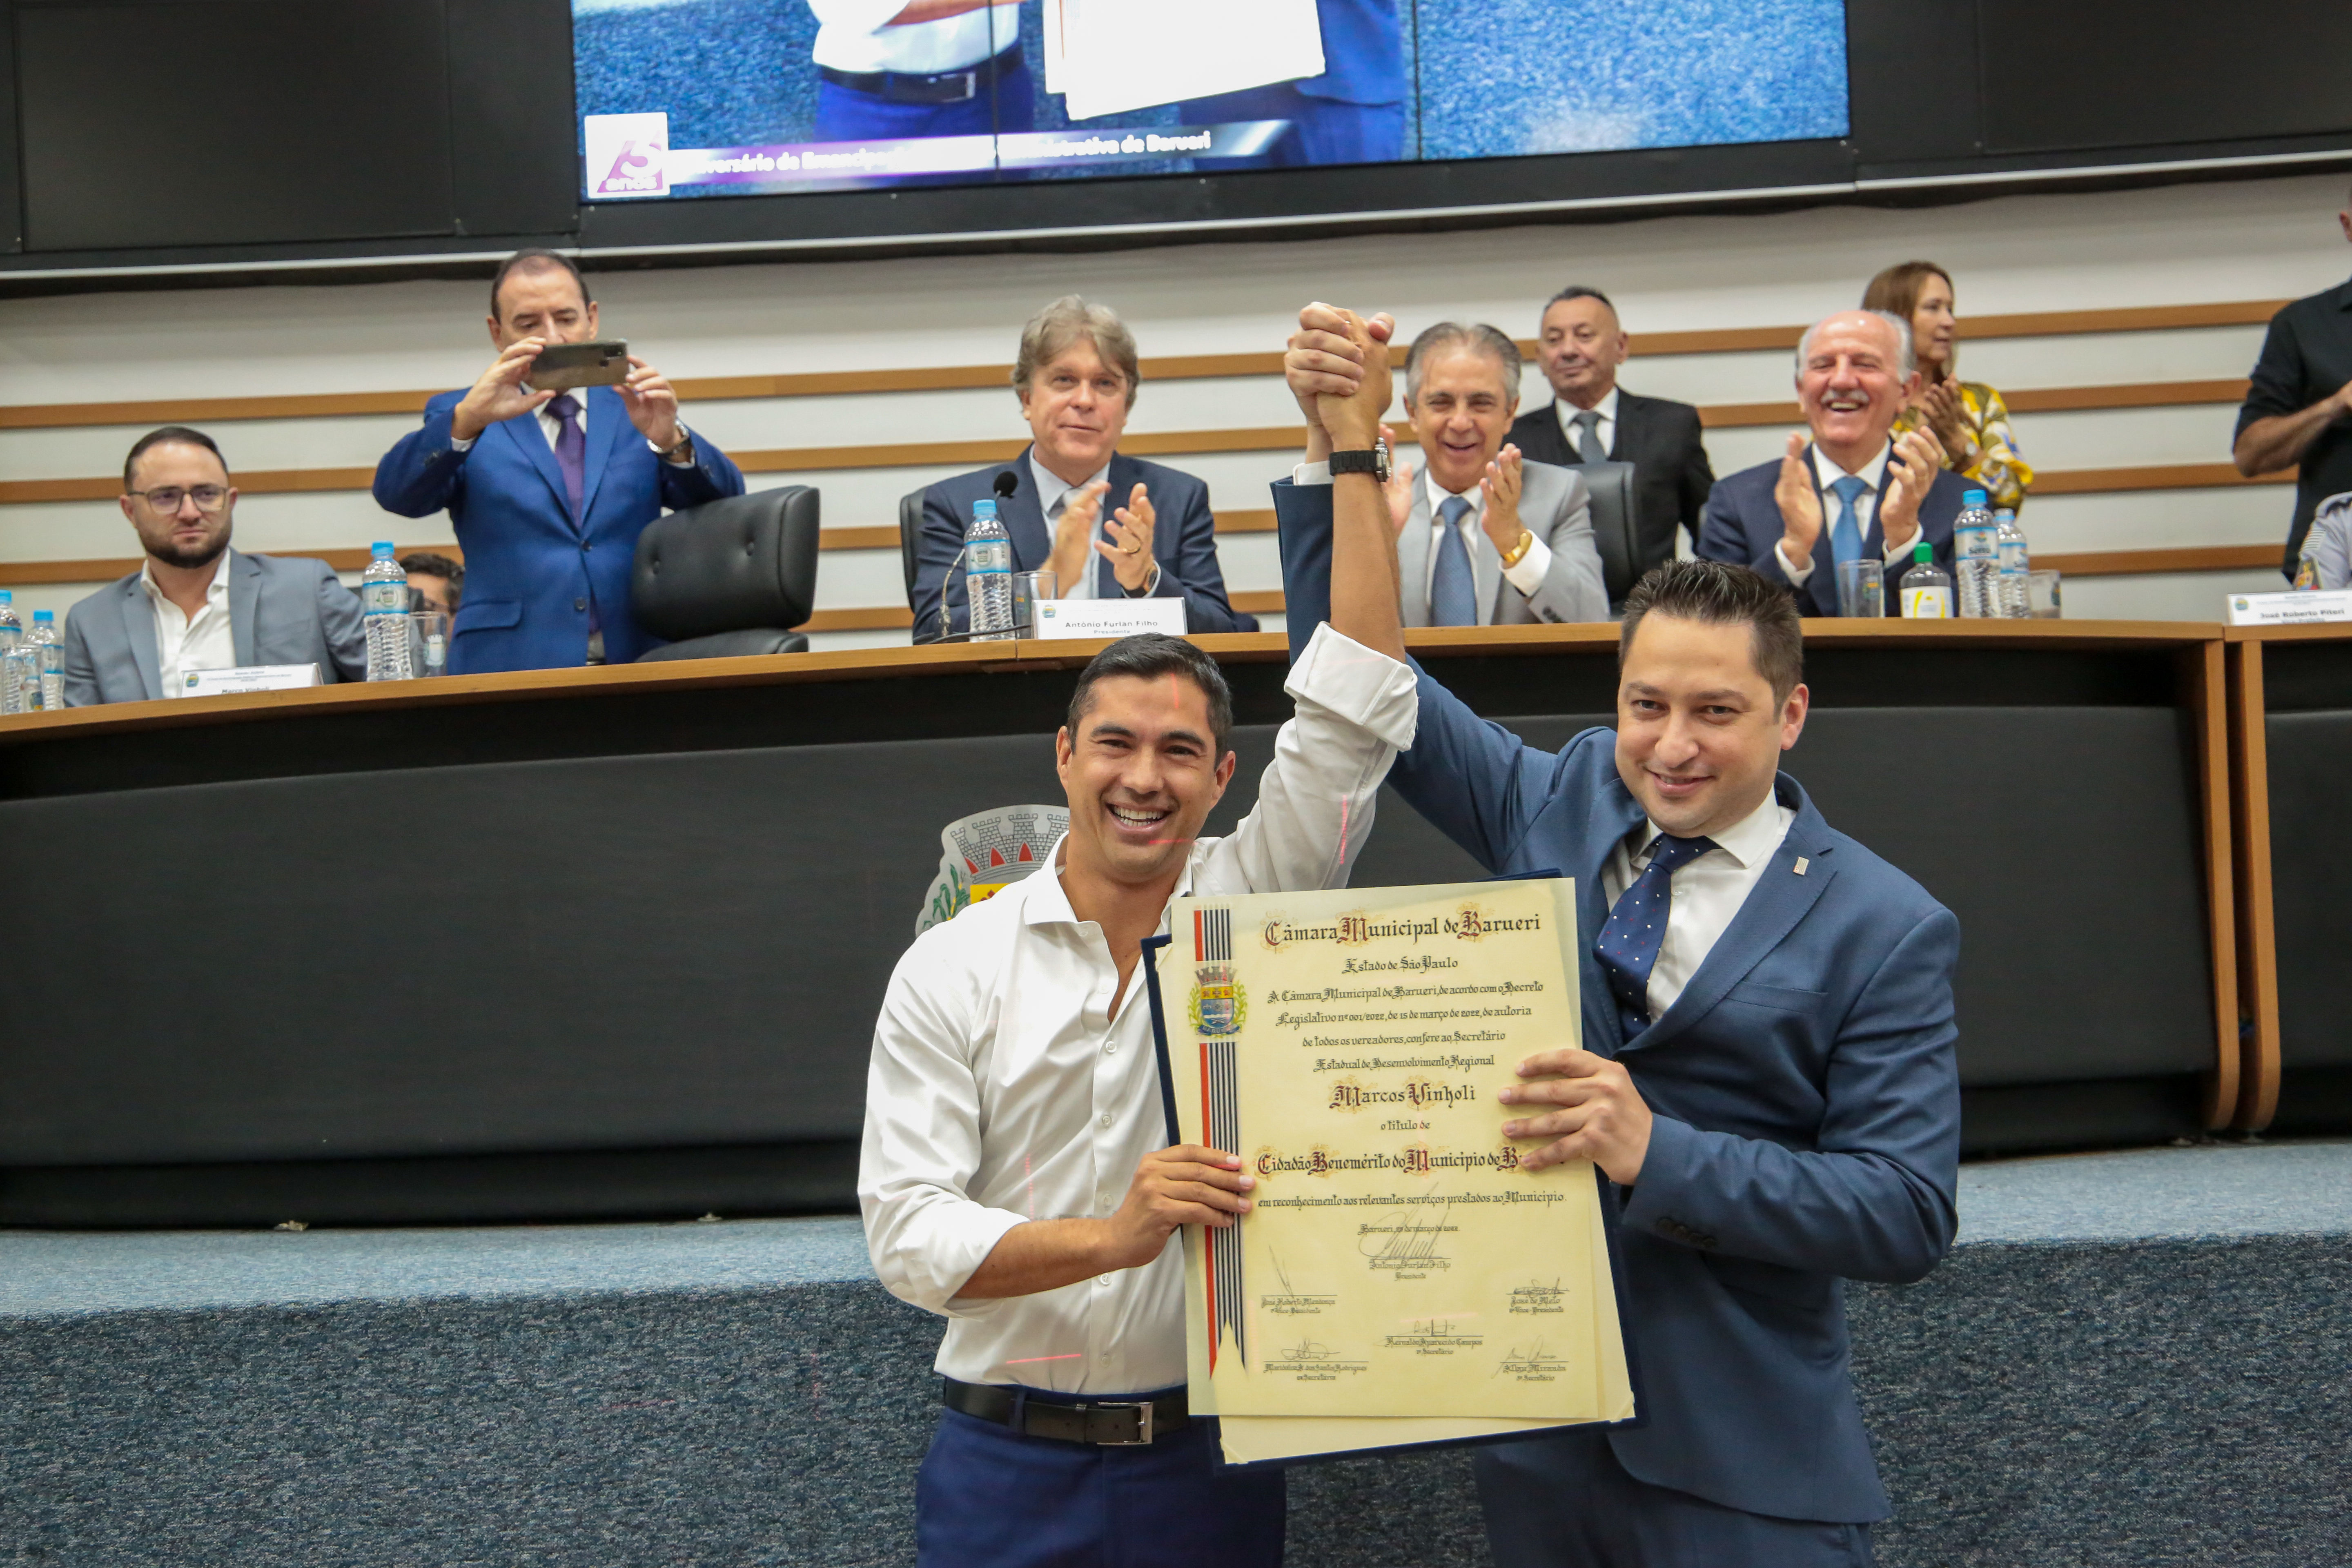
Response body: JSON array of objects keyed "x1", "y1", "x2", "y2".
[{"x1": 1864, "y1": 261, "x2": 2035, "y2": 512}]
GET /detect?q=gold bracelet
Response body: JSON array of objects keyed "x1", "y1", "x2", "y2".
[{"x1": 1498, "y1": 529, "x2": 1535, "y2": 569}]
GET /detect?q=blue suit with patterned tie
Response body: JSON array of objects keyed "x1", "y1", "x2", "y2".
[
  {"x1": 372, "y1": 386, "x2": 744, "y2": 673},
  {"x1": 1274, "y1": 475, "x2": 1960, "y2": 1557}
]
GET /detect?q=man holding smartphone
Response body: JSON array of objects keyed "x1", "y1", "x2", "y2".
[{"x1": 373, "y1": 248, "x2": 745, "y2": 673}]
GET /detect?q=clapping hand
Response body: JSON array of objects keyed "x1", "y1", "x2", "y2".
[
  {"x1": 1048, "y1": 479, "x2": 1110, "y2": 594},
  {"x1": 1916, "y1": 377, "x2": 1972, "y2": 461},
  {"x1": 1098, "y1": 483, "x2": 1158, "y2": 592},
  {"x1": 1480, "y1": 444, "x2": 1526, "y2": 552},
  {"x1": 1880, "y1": 425, "x2": 1949, "y2": 552},
  {"x1": 1773, "y1": 432, "x2": 1826, "y2": 570},
  {"x1": 1378, "y1": 423, "x2": 1416, "y2": 535}
]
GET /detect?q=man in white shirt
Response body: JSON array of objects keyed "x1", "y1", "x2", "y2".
[
  {"x1": 808, "y1": 0, "x2": 1031, "y2": 146},
  {"x1": 62, "y1": 426, "x2": 365, "y2": 706},
  {"x1": 1695, "y1": 310, "x2": 1970, "y2": 617},
  {"x1": 861, "y1": 320, "x2": 1411, "y2": 1568},
  {"x1": 1379, "y1": 321, "x2": 1608, "y2": 626}
]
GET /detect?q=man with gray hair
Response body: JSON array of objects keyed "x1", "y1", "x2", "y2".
[
  {"x1": 913, "y1": 295, "x2": 1249, "y2": 639},
  {"x1": 1363, "y1": 320, "x2": 1606, "y2": 626},
  {"x1": 1696, "y1": 309, "x2": 1966, "y2": 617}
]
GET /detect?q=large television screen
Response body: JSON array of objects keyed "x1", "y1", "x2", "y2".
[{"x1": 573, "y1": 0, "x2": 1850, "y2": 200}]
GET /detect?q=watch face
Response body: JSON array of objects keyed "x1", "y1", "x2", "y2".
[{"x1": 1374, "y1": 437, "x2": 1393, "y2": 485}]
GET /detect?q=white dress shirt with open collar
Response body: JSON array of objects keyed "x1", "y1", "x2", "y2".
[
  {"x1": 140, "y1": 555, "x2": 235, "y2": 697},
  {"x1": 860, "y1": 622, "x2": 1419, "y2": 1395},
  {"x1": 1601, "y1": 788, "x2": 1797, "y2": 1020}
]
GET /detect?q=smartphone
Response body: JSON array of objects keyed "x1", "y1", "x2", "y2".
[{"x1": 529, "y1": 340, "x2": 629, "y2": 392}]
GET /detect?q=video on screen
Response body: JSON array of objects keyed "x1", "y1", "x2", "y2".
[{"x1": 575, "y1": 0, "x2": 1848, "y2": 200}]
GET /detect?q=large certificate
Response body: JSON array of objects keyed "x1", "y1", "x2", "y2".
[{"x1": 1150, "y1": 880, "x2": 1634, "y2": 1462}]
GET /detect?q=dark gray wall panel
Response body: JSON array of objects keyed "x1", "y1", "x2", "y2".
[{"x1": 2265, "y1": 711, "x2": 2352, "y2": 1069}]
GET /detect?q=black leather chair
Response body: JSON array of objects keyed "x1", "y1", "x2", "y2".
[
  {"x1": 1569, "y1": 460, "x2": 1642, "y2": 610},
  {"x1": 898, "y1": 486, "x2": 935, "y2": 644},
  {"x1": 632, "y1": 486, "x2": 820, "y2": 661}
]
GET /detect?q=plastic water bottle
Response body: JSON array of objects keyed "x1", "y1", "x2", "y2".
[
  {"x1": 23, "y1": 610, "x2": 60, "y2": 712},
  {"x1": 1899, "y1": 542, "x2": 1953, "y2": 619},
  {"x1": 1993, "y1": 509, "x2": 2031, "y2": 619},
  {"x1": 0, "y1": 590, "x2": 21, "y2": 715},
  {"x1": 362, "y1": 542, "x2": 412, "y2": 682},
  {"x1": 963, "y1": 499, "x2": 1014, "y2": 640},
  {"x1": 1952, "y1": 488, "x2": 1998, "y2": 618}
]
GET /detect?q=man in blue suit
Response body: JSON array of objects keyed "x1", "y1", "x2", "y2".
[
  {"x1": 1697, "y1": 308, "x2": 1966, "y2": 616},
  {"x1": 1277, "y1": 303, "x2": 1960, "y2": 1566},
  {"x1": 913, "y1": 296, "x2": 1250, "y2": 640},
  {"x1": 1177, "y1": 0, "x2": 1405, "y2": 168},
  {"x1": 373, "y1": 249, "x2": 745, "y2": 673}
]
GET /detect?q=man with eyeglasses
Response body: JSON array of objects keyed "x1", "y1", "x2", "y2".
[{"x1": 60, "y1": 425, "x2": 366, "y2": 706}]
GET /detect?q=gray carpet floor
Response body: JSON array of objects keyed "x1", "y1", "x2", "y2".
[{"x1": 2, "y1": 1139, "x2": 2345, "y2": 1565}]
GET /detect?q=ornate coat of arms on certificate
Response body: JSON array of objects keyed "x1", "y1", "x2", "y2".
[{"x1": 1148, "y1": 879, "x2": 1636, "y2": 1465}]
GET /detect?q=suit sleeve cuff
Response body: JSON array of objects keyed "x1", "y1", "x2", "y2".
[
  {"x1": 1881, "y1": 531, "x2": 1920, "y2": 566},
  {"x1": 448, "y1": 433, "x2": 477, "y2": 453},
  {"x1": 1774, "y1": 539, "x2": 1815, "y2": 586},
  {"x1": 1614, "y1": 1115, "x2": 1709, "y2": 1243},
  {"x1": 1500, "y1": 530, "x2": 1552, "y2": 596}
]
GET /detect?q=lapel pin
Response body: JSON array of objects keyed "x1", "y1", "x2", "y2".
[{"x1": 1793, "y1": 857, "x2": 1810, "y2": 876}]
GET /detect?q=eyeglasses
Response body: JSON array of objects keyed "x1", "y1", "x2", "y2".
[{"x1": 127, "y1": 485, "x2": 229, "y2": 512}]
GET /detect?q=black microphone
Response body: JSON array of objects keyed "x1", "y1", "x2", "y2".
[{"x1": 993, "y1": 470, "x2": 1019, "y2": 501}]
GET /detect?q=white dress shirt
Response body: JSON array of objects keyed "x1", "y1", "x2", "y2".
[
  {"x1": 1600, "y1": 790, "x2": 1795, "y2": 1019},
  {"x1": 140, "y1": 556, "x2": 235, "y2": 697},
  {"x1": 1028, "y1": 453, "x2": 1122, "y2": 601},
  {"x1": 1554, "y1": 386, "x2": 1621, "y2": 461},
  {"x1": 808, "y1": 0, "x2": 1016, "y2": 75},
  {"x1": 860, "y1": 623, "x2": 1419, "y2": 1395},
  {"x1": 1291, "y1": 459, "x2": 1552, "y2": 620},
  {"x1": 1775, "y1": 442, "x2": 1917, "y2": 586}
]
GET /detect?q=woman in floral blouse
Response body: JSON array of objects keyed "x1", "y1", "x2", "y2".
[{"x1": 1863, "y1": 261, "x2": 2036, "y2": 513}]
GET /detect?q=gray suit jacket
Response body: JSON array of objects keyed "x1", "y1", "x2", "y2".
[
  {"x1": 62, "y1": 550, "x2": 368, "y2": 706},
  {"x1": 1397, "y1": 457, "x2": 1609, "y2": 626}
]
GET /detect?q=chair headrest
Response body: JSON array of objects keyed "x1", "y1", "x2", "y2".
[{"x1": 633, "y1": 486, "x2": 821, "y2": 641}]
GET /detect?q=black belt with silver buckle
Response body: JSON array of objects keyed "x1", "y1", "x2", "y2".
[
  {"x1": 942, "y1": 1377, "x2": 1188, "y2": 1446},
  {"x1": 819, "y1": 44, "x2": 1023, "y2": 105}
]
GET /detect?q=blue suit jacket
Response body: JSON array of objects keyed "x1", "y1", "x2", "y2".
[
  {"x1": 1275, "y1": 478, "x2": 1960, "y2": 1523},
  {"x1": 372, "y1": 388, "x2": 744, "y2": 672},
  {"x1": 913, "y1": 449, "x2": 1251, "y2": 641},
  {"x1": 1298, "y1": 0, "x2": 1404, "y2": 104},
  {"x1": 1695, "y1": 445, "x2": 1970, "y2": 617}
]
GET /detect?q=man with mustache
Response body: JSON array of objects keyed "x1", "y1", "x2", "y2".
[{"x1": 1694, "y1": 309, "x2": 1965, "y2": 616}]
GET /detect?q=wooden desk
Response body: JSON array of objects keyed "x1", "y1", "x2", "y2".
[{"x1": 0, "y1": 621, "x2": 2245, "y2": 1225}]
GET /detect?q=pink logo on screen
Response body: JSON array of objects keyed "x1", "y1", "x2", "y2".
[{"x1": 583, "y1": 113, "x2": 670, "y2": 199}]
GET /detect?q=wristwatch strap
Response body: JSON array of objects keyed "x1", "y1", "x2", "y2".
[
  {"x1": 1327, "y1": 448, "x2": 1382, "y2": 477},
  {"x1": 1122, "y1": 563, "x2": 1161, "y2": 598}
]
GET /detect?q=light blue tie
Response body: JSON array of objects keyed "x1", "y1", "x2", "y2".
[
  {"x1": 1829, "y1": 474, "x2": 1868, "y2": 568},
  {"x1": 1430, "y1": 496, "x2": 1478, "y2": 626}
]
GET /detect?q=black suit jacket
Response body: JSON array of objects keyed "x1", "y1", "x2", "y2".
[{"x1": 1510, "y1": 389, "x2": 1715, "y2": 580}]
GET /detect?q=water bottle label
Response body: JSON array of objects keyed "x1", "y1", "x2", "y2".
[
  {"x1": 40, "y1": 673, "x2": 61, "y2": 709},
  {"x1": 1902, "y1": 586, "x2": 1952, "y2": 619}
]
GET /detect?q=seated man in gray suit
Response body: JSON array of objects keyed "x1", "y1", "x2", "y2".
[
  {"x1": 63, "y1": 426, "x2": 366, "y2": 705},
  {"x1": 1362, "y1": 322, "x2": 1607, "y2": 626}
]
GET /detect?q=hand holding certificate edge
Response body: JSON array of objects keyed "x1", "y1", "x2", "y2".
[
  {"x1": 958, "y1": 1142, "x2": 1254, "y2": 1299},
  {"x1": 1501, "y1": 1048, "x2": 1653, "y2": 1182}
]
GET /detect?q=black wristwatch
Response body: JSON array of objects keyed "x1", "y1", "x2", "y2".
[{"x1": 1327, "y1": 439, "x2": 1391, "y2": 483}]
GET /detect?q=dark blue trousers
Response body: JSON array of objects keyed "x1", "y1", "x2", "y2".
[
  {"x1": 916, "y1": 1404, "x2": 1285, "y2": 1568},
  {"x1": 1178, "y1": 83, "x2": 1405, "y2": 168},
  {"x1": 1474, "y1": 1428, "x2": 1877, "y2": 1568}
]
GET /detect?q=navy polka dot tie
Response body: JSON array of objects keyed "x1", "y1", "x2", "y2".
[{"x1": 1594, "y1": 833, "x2": 1716, "y2": 1040}]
